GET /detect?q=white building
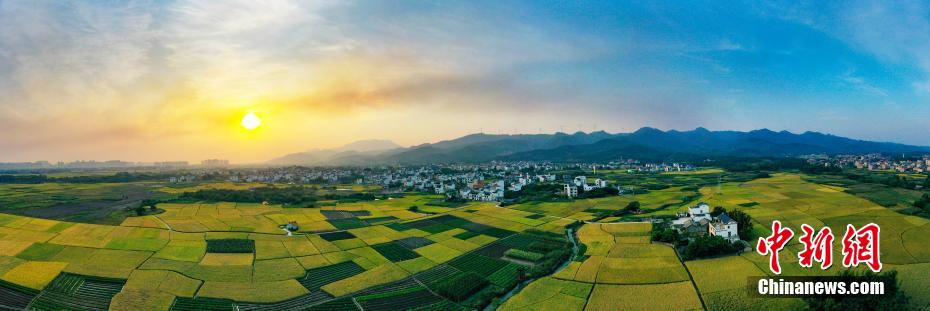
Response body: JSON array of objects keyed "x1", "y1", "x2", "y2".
[
  {"x1": 687, "y1": 202, "x2": 712, "y2": 222},
  {"x1": 564, "y1": 184, "x2": 578, "y2": 198},
  {"x1": 672, "y1": 202, "x2": 739, "y2": 241},
  {"x1": 710, "y1": 213, "x2": 739, "y2": 242}
]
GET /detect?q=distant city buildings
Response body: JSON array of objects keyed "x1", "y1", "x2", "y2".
[
  {"x1": 805, "y1": 154, "x2": 930, "y2": 173},
  {"x1": 201, "y1": 159, "x2": 230, "y2": 167}
]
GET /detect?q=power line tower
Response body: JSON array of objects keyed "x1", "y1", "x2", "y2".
[{"x1": 717, "y1": 175, "x2": 723, "y2": 194}]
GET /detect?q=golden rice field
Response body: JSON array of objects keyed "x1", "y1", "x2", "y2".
[
  {"x1": 0, "y1": 193, "x2": 574, "y2": 310},
  {"x1": 2, "y1": 174, "x2": 930, "y2": 310},
  {"x1": 504, "y1": 173, "x2": 930, "y2": 310}
]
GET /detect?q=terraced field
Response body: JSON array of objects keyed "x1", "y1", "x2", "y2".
[
  {"x1": 503, "y1": 222, "x2": 702, "y2": 311},
  {"x1": 502, "y1": 173, "x2": 930, "y2": 310}
]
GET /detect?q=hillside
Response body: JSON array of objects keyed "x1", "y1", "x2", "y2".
[{"x1": 269, "y1": 128, "x2": 929, "y2": 165}]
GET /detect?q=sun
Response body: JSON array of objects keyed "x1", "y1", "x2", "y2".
[{"x1": 241, "y1": 112, "x2": 262, "y2": 130}]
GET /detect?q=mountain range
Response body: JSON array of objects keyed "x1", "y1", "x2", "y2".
[{"x1": 268, "y1": 128, "x2": 929, "y2": 165}]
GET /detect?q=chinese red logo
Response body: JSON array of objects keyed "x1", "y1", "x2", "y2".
[
  {"x1": 757, "y1": 221, "x2": 881, "y2": 274},
  {"x1": 797, "y1": 224, "x2": 834, "y2": 270},
  {"x1": 841, "y1": 223, "x2": 882, "y2": 272},
  {"x1": 756, "y1": 220, "x2": 794, "y2": 274}
]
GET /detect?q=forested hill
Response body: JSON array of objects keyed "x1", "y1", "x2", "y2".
[{"x1": 269, "y1": 128, "x2": 929, "y2": 165}]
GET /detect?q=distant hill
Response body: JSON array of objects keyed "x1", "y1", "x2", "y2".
[
  {"x1": 267, "y1": 139, "x2": 402, "y2": 166},
  {"x1": 376, "y1": 131, "x2": 618, "y2": 164},
  {"x1": 268, "y1": 128, "x2": 929, "y2": 165},
  {"x1": 330, "y1": 139, "x2": 402, "y2": 153},
  {"x1": 503, "y1": 127, "x2": 929, "y2": 162}
]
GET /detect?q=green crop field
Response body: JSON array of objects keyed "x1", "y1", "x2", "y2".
[{"x1": 0, "y1": 172, "x2": 929, "y2": 310}]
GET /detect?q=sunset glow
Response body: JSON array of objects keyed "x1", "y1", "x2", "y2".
[
  {"x1": 241, "y1": 112, "x2": 261, "y2": 131},
  {"x1": 1, "y1": 1, "x2": 930, "y2": 164}
]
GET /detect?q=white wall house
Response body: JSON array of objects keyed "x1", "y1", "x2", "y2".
[
  {"x1": 709, "y1": 213, "x2": 739, "y2": 242},
  {"x1": 672, "y1": 202, "x2": 740, "y2": 241},
  {"x1": 687, "y1": 202, "x2": 712, "y2": 222},
  {"x1": 564, "y1": 184, "x2": 578, "y2": 198}
]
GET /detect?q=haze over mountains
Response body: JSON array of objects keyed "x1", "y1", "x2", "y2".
[{"x1": 268, "y1": 128, "x2": 929, "y2": 166}]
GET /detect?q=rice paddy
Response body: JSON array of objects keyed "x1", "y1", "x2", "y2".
[{"x1": 1, "y1": 173, "x2": 929, "y2": 309}]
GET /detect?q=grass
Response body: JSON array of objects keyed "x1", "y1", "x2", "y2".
[
  {"x1": 430, "y1": 271, "x2": 488, "y2": 302},
  {"x1": 206, "y1": 239, "x2": 255, "y2": 253},
  {"x1": 321, "y1": 263, "x2": 409, "y2": 297},
  {"x1": 197, "y1": 280, "x2": 308, "y2": 302},
  {"x1": 687, "y1": 256, "x2": 764, "y2": 294},
  {"x1": 415, "y1": 243, "x2": 464, "y2": 263},
  {"x1": 594, "y1": 256, "x2": 689, "y2": 284},
  {"x1": 499, "y1": 277, "x2": 591, "y2": 311},
  {"x1": 447, "y1": 253, "x2": 509, "y2": 277},
  {"x1": 110, "y1": 289, "x2": 175, "y2": 311},
  {"x1": 372, "y1": 242, "x2": 422, "y2": 262},
  {"x1": 487, "y1": 263, "x2": 523, "y2": 287},
  {"x1": 0, "y1": 261, "x2": 68, "y2": 290},
  {"x1": 300, "y1": 261, "x2": 367, "y2": 291},
  {"x1": 124, "y1": 270, "x2": 202, "y2": 297},
  {"x1": 253, "y1": 257, "x2": 307, "y2": 281},
  {"x1": 255, "y1": 241, "x2": 291, "y2": 259},
  {"x1": 169, "y1": 297, "x2": 235, "y2": 311},
  {"x1": 200, "y1": 253, "x2": 254, "y2": 266},
  {"x1": 154, "y1": 240, "x2": 206, "y2": 262},
  {"x1": 396, "y1": 257, "x2": 438, "y2": 274},
  {"x1": 197, "y1": 280, "x2": 309, "y2": 303},
  {"x1": 504, "y1": 249, "x2": 544, "y2": 262},
  {"x1": 586, "y1": 282, "x2": 702, "y2": 311}
]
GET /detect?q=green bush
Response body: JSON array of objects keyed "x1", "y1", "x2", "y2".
[
  {"x1": 681, "y1": 235, "x2": 741, "y2": 260},
  {"x1": 205, "y1": 239, "x2": 255, "y2": 253},
  {"x1": 504, "y1": 249, "x2": 544, "y2": 262},
  {"x1": 432, "y1": 272, "x2": 488, "y2": 302},
  {"x1": 651, "y1": 227, "x2": 681, "y2": 244}
]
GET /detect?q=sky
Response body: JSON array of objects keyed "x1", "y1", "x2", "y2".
[{"x1": 2, "y1": 0, "x2": 930, "y2": 163}]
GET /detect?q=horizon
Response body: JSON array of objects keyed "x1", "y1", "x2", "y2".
[
  {"x1": 3, "y1": 1, "x2": 930, "y2": 162},
  {"x1": 5, "y1": 126, "x2": 925, "y2": 164}
]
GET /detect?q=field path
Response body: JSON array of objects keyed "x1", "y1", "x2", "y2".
[{"x1": 152, "y1": 215, "x2": 173, "y2": 231}]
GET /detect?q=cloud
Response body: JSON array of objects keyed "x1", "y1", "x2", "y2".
[
  {"x1": 840, "y1": 69, "x2": 888, "y2": 97},
  {"x1": 0, "y1": 1, "x2": 615, "y2": 161},
  {"x1": 0, "y1": 1, "x2": 158, "y2": 115},
  {"x1": 716, "y1": 39, "x2": 746, "y2": 51},
  {"x1": 768, "y1": 0, "x2": 930, "y2": 96},
  {"x1": 913, "y1": 80, "x2": 930, "y2": 94}
]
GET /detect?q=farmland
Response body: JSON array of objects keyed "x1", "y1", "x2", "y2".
[
  {"x1": 505, "y1": 222, "x2": 702, "y2": 310},
  {"x1": 0, "y1": 188, "x2": 574, "y2": 310},
  {"x1": 0, "y1": 172, "x2": 929, "y2": 309},
  {"x1": 502, "y1": 173, "x2": 930, "y2": 310}
]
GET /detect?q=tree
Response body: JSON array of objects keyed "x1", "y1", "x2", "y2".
[
  {"x1": 408, "y1": 205, "x2": 419, "y2": 212},
  {"x1": 681, "y1": 235, "x2": 742, "y2": 260},
  {"x1": 710, "y1": 206, "x2": 726, "y2": 217},
  {"x1": 914, "y1": 193, "x2": 930, "y2": 211},
  {"x1": 134, "y1": 206, "x2": 146, "y2": 216},
  {"x1": 651, "y1": 227, "x2": 681, "y2": 244},
  {"x1": 624, "y1": 201, "x2": 641, "y2": 213},
  {"x1": 804, "y1": 270, "x2": 907, "y2": 311}
]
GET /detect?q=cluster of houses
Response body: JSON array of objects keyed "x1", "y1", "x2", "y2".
[
  {"x1": 807, "y1": 153, "x2": 930, "y2": 173},
  {"x1": 603, "y1": 160, "x2": 695, "y2": 173},
  {"x1": 671, "y1": 202, "x2": 740, "y2": 242},
  {"x1": 563, "y1": 175, "x2": 610, "y2": 198}
]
